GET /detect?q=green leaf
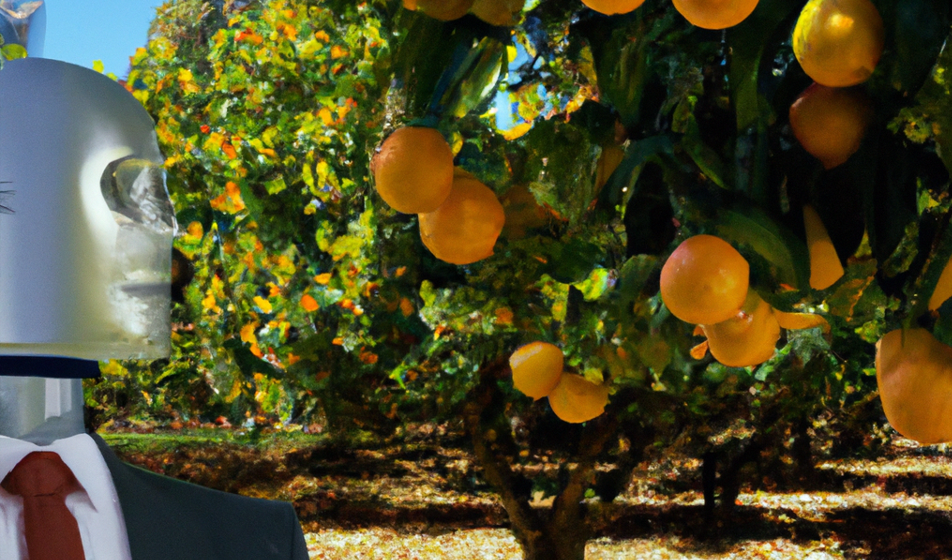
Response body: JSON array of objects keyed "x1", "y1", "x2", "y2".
[
  {"x1": 265, "y1": 177, "x2": 287, "y2": 195},
  {"x1": 727, "y1": 0, "x2": 800, "y2": 203},
  {"x1": 615, "y1": 254, "x2": 659, "y2": 311},
  {"x1": 438, "y1": 36, "x2": 506, "y2": 119},
  {"x1": 728, "y1": 0, "x2": 800, "y2": 132},
  {"x1": 523, "y1": 119, "x2": 599, "y2": 226},
  {"x1": 681, "y1": 117, "x2": 729, "y2": 190},
  {"x1": 877, "y1": 0, "x2": 951, "y2": 96},
  {"x1": 573, "y1": 268, "x2": 614, "y2": 301},
  {"x1": 1, "y1": 44, "x2": 26, "y2": 60},
  {"x1": 578, "y1": 12, "x2": 652, "y2": 129},
  {"x1": 597, "y1": 134, "x2": 675, "y2": 211},
  {"x1": 543, "y1": 237, "x2": 603, "y2": 284},
  {"x1": 713, "y1": 204, "x2": 810, "y2": 293}
]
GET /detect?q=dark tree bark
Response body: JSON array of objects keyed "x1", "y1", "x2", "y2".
[
  {"x1": 702, "y1": 398, "x2": 786, "y2": 524},
  {"x1": 462, "y1": 360, "x2": 624, "y2": 560},
  {"x1": 793, "y1": 416, "x2": 816, "y2": 486}
]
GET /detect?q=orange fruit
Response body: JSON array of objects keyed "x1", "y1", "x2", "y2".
[
  {"x1": 802, "y1": 204, "x2": 844, "y2": 289},
  {"x1": 929, "y1": 256, "x2": 952, "y2": 312},
  {"x1": 580, "y1": 0, "x2": 646, "y2": 15},
  {"x1": 701, "y1": 292, "x2": 781, "y2": 367},
  {"x1": 790, "y1": 84, "x2": 872, "y2": 169},
  {"x1": 792, "y1": 0, "x2": 884, "y2": 87},
  {"x1": 470, "y1": 0, "x2": 525, "y2": 25},
  {"x1": 373, "y1": 127, "x2": 454, "y2": 214},
  {"x1": 774, "y1": 309, "x2": 829, "y2": 332},
  {"x1": 410, "y1": 0, "x2": 475, "y2": 20},
  {"x1": 547, "y1": 373, "x2": 610, "y2": 423},
  {"x1": 876, "y1": 328, "x2": 952, "y2": 444},
  {"x1": 672, "y1": 0, "x2": 760, "y2": 29},
  {"x1": 419, "y1": 169, "x2": 506, "y2": 265},
  {"x1": 660, "y1": 234, "x2": 750, "y2": 325},
  {"x1": 501, "y1": 185, "x2": 547, "y2": 238},
  {"x1": 510, "y1": 342, "x2": 564, "y2": 400}
]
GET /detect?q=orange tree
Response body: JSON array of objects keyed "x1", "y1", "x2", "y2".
[{"x1": 85, "y1": 0, "x2": 952, "y2": 558}]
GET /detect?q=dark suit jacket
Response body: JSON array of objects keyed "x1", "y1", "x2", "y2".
[{"x1": 91, "y1": 434, "x2": 309, "y2": 560}]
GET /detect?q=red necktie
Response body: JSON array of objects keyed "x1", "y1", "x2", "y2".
[{"x1": 2, "y1": 451, "x2": 86, "y2": 560}]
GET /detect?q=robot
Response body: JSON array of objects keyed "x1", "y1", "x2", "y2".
[{"x1": 0, "y1": 4, "x2": 309, "y2": 559}]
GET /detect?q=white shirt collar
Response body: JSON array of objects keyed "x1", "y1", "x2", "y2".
[{"x1": 0, "y1": 433, "x2": 114, "y2": 513}]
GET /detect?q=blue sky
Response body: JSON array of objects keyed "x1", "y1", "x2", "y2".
[
  {"x1": 35, "y1": 1, "x2": 526, "y2": 130},
  {"x1": 42, "y1": 0, "x2": 160, "y2": 78}
]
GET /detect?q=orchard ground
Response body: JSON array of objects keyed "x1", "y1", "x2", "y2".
[{"x1": 102, "y1": 421, "x2": 952, "y2": 559}]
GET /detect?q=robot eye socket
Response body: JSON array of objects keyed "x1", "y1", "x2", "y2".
[{"x1": 100, "y1": 156, "x2": 177, "y2": 233}]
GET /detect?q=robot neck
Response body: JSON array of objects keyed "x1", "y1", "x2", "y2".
[{"x1": 0, "y1": 358, "x2": 90, "y2": 444}]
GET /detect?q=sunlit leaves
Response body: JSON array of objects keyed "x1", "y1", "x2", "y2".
[
  {"x1": 97, "y1": 0, "x2": 952, "y2": 460},
  {"x1": 109, "y1": 0, "x2": 398, "y2": 427}
]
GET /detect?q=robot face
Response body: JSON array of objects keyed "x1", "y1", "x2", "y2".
[{"x1": 0, "y1": 58, "x2": 177, "y2": 360}]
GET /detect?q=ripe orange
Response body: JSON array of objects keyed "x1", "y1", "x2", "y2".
[
  {"x1": 411, "y1": 0, "x2": 474, "y2": 20},
  {"x1": 510, "y1": 342, "x2": 564, "y2": 400},
  {"x1": 660, "y1": 234, "x2": 750, "y2": 325},
  {"x1": 876, "y1": 328, "x2": 952, "y2": 444},
  {"x1": 929, "y1": 256, "x2": 952, "y2": 312},
  {"x1": 802, "y1": 204, "x2": 844, "y2": 289},
  {"x1": 547, "y1": 373, "x2": 610, "y2": 423},
  {"x1": 373, "y1": 127, "x2": 454, "y2": 214},
  {"x1": 701, "y1": 292, "x2": 781, "y2": 367},
  {"x1": 790, "y1": 84, "x2": 872, "y2": 169},
  {"x1": 792, "y1": 0, "x2": 884, "y2": 87},
  {"x1": 672, "y1": 0, "x2": 760, "y2": 29},
  {"x1": 470, "y1": 0, "x2": 525, "y2": 26},
  {"x1": 419, "y1": 169, "x2": 506, "y2": 265},
  {"x1": 580, "y1": 0, "x2": 646, "y2": 15}
]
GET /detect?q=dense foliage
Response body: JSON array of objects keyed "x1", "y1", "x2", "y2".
[{"x1": 82, "y1": 0, "x2": 952, "y2": 556}]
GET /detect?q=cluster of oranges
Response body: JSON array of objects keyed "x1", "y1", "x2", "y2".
[
  {"x1": 777, "y1": 0, "x2": 952, "y2": 447},
  {"x1": 372, "y1": 126, "x2": 506, "y2": 265},
  {"x1": 789, "y1": 0, "x2": 883, "y2": 169},
  {"x1": 403, "y1": 0, "x2": 525, "y2": 26},
  {"x1": 582, "y1": 0, "x2": 760, "y2": 29},
  {"x1": 660, "y1": 235, "x2": 828, "y2": 368},
  {"x1": 386, "y1": 0, "x2": 952, "y2": 446},
  {"x1": 583, "y1": 0, "x2": 883, "y2": 171},
  {"x1": 509, "y1": 342, "x2": 610, "y2": 423}
]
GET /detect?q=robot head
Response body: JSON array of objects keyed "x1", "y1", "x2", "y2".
[
  {"x1": 0, "y1": 57, "x2": 177, "y2": 361},
  {"x1": 0, "y1": 1, "x2": 45, "y2": 57}
]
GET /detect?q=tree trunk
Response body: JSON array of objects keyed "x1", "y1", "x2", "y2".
[
  {"x1": 464, "y1": 404, "x2": 589, "y2": 560},
  {"x1": 793, "y1": 416, "x2": 816, "y2": 486},
  {"x1": 513, "y1": 524, "x2": 587, "y2": 560},
  {"x1": 462, "y1": 361, "x2": 619, "y2": 560}
]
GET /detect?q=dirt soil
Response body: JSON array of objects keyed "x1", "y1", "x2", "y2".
[{"x1": 101, "y1": 424, "x2": 952, "y2": 559}]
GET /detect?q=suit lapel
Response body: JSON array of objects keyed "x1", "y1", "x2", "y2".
[{"x1": 90, "y1": 433, "x2": 163, "y2": 560}]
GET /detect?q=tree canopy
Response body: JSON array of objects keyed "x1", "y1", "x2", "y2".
[{"x1": 79, "y1": 0, "x2": 952, "y2": 557}]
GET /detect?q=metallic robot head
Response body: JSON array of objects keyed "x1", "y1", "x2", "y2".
[{"x1": 0, "y1": 57, "x2": 176, "y2": 360}]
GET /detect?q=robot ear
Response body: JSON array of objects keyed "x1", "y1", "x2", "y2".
[{"x1": 100, "y1": 156, "x2": 176, "y2": 233}]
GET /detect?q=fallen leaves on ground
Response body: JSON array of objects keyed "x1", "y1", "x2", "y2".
[
  {"x1": 303, "y1": 530, "x2": 847, "y2": 559},
  {"x1": 305, "y1": 528, "x2": 522, "y2": 560}
]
